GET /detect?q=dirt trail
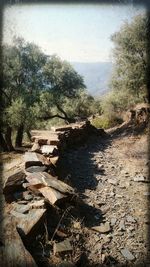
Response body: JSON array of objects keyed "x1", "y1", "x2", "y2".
[
  {"x1": 58, "y1": 132, "x2": 149, "y2": 266},
  {"x1": 0, "y1": 130, "x2": 149, "y2": 267}
]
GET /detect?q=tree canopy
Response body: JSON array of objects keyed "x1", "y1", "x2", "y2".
[
  {"x1": 110, "y1": 14, "x2": 147, "y2": 104},
  {"x1": 0, "y1": 37, "x2": 99, "y2": 151}
]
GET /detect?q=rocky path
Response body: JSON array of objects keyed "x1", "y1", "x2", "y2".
[{"x1": 58, "y1": 133, "x2": 149, "y2": 266}]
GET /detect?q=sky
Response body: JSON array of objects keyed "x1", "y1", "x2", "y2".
[{"x1": 3, "y1": 3, "x2": 146, "y2": 63}]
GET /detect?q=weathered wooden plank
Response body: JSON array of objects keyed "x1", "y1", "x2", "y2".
[
  {"x1": 39, "y1": 186, "x2": 66, "y2": 205},
  {"x1": 24, "y1": 152, "x2": 50, "y2": 168},
  {"x1": 26, "y1": 172, "x2": 74, "y2": 194},
  {"x1": 0, "y1": 215, "x2": 37, "y2": 267},
  {"x1": 3, "y1": 171, "x2": 26, "y2": 195}
]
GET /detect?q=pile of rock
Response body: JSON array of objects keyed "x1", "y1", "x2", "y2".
[
  {"x1": 31, "y1": 121, "x2": 106, "y2": 154},
  {"x1": 2, "y1": 150, "x2": 75, "y2": 266},
  {"x1": 1, "y1": 121, "x2": 105, "y2": 266}
]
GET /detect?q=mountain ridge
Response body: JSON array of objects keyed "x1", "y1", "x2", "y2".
[{"x1": 70, "y1": 61, "x2": 113, "y2": 97}]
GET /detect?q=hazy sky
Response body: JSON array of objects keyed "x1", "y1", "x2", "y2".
[{"x1": 3, "y1": 3, "x2": 145, "y2": 63}]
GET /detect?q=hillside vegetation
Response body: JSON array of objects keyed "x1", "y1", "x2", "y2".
[{"x1": 0, "y1": 14, "x2": 148, "y2": 152}]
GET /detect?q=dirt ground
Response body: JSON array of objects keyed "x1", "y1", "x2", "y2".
[
  {"x1": 0, "y1": 130, "x2": 150, "y2": 267},
  {"x1": 57, "y1": 131, "x2": 150, "y2": 266}
]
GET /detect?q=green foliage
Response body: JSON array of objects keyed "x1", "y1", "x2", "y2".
[
  {"x1": 43, "y1": 55, "x2": 85, "y2": 100},
  {"x1": 91, "y1": 114, "x2": 123, "y2": 129},
  {"x1": 1, "y1": 37, "x2": 100, "y2": 149},
  {"x1": 5, "y1": 98, "x2": 26, "y2": 128},
  {"x1": 110, "y1": 14, "x2": 147, "y2": 102},
  {"x1": 97, "y1": 13, "x2": 148, "y2": 130}
]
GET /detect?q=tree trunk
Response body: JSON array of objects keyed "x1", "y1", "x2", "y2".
[
  {"x1": 55, "y1": 103, "x2": 76, "y2": 124},
  {"x1": 5, "y1": 126, "x2": 14, "y2": 151},
  {"x1": 26, "y1": 130, "x2": 32, "y2": 141},
  {"x1": 0, "y1": 132, "x2": 9, "y2": 151},
  {"x1": 15, "y1": 124, "x2": 24, "y2": 147}
]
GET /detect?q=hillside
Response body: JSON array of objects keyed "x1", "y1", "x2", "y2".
[
  {"x1": 1, "y1": 108, "x2": 149, "y2": 266},
  {"x1": 71, "y1": 61, "x2": 113, "y2": 96}
]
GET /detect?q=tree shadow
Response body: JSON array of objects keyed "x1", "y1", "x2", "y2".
[{"x1": 57, "y1": 134, "x2": 112, "y2": 194}]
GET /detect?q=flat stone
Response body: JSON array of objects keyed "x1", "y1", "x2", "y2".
[
  {"x1": 54, "y1": 239, "x2": 73, "y2": 254},
  {"x1": 16, "y1": 208, "x2": 46, "y2": 238},
  {"x1": 41, "y1": 145, "x2": 58, "y2": 155},
  {"x1": 3, "y1": 170, "x2": 26, "y2": 195},
  {"x1": 24, "y1": 152, "x2": 50, "y2": 169},
  {"x1": 12, "y1": 203, "x2": 30, "y2": 214},
  {"x1": 25, "y1": 166, "x2": 47, "y2": 173},
  {"x1": 26, "y1": 172, "x2": 74, "y2": 194},
  {"x1": 92, "y1": 222, "x2": 111, "y2": 233},
  {"x1": 39, "y1": 186, "x2": 66, "y2": 205},
  {"x1": 121, "y1": 248, "x2": 135, "y2": 260}
]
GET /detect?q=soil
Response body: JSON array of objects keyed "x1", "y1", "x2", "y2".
[
  {"x1": 0, "y1": 129, "x2": 150, "y2": 267},
  {"x1": 57, "y1": 130, "x2": 149, "y2": 267}
]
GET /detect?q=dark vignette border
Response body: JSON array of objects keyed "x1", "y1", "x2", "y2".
[{"x1": 0, "y1": 1, "x2": 149, "y2": 267}]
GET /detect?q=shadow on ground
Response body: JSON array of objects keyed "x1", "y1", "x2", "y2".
[{"x1": 57, "y1": 134, "x2": 112, "y2": 194}]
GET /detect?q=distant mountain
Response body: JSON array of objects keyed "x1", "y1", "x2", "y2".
[{"x1": 70, "y1": 62, "x2": 113, "y2": 97}]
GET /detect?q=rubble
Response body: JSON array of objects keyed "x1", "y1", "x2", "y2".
[
  {"x1": 39, "y1": 187, "x2": 66, "y2": 205},
  {"x1": 24, "y1": 152, "x2": 50, "y2": 168},
  {"x1": 41, "y1": 145, "x2": 58, "y2": 155},
  {"x1": 2, "y1": 118, "x2": 147, "y2": 266},
  {"x1": 13, "y1": 208, "x2": 46, "y2": 239},
  {"x1": 25, "y1": 165, "x2": 47, "y2": 173},
  {"x1": 26, "y1": 172, "x2": 74, "y2": 194},
  {"x1": 92, "y1": 222, "x2": 111, "y2": 233},
  {"x1": 120, "y1": 248, "x2": 135, "y2": 261},
  {"x1": 3, "y1": 170, "x2": 26, "y2": 195},
  {"x1": 54, "y1": 239, "x2": 73, "y2": 254},
  {"x1": 133, "y1": 174, "x2": 146, "y2": 182},
  {"x1": 2, "y1": 122, "x2": 104, "y2": 266}
]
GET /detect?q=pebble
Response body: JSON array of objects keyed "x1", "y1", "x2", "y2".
[
  {"x1": 92, "y1": 222, "x2": 111, "y2": 233},
  {"x1": 111, "y1": 218, "x2": 117, "y2": 226},
  {"x1": 121, "y1": 248, "x2": 135, "y2": 260},
  {"x1": 108, "y1": 179, "x2": 118, "y2": 185},
  {"x1": 23, "y1": 191, "x2": 33, "y2": 201},
  {"x1": 119, "y1": 219, "x2": 126, "y2": 231},
  {"x1": 25, "y1": 165, "x2": 47, "y2": 173},
  {"x1": 126, "y1": 215, "x2": 136, "y2": 223},
  {"x1": 133, "y1": 174, "x2": 146, "y2": 182},
  {"x1": 119, "y1": 183, "x2": 126, "y2": 189}
]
